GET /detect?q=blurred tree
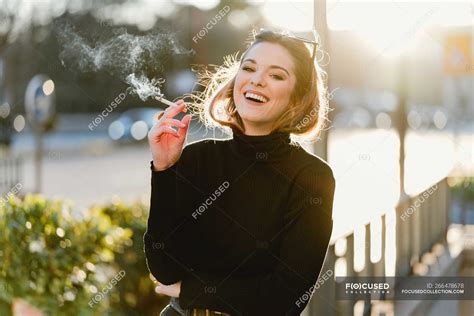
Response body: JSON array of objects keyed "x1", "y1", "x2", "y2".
[
  {"x1": 0, "y1": 0, "x2": 265, "y2": 132},
  {"x1": 0, "y1": 0, "x2": 21, "y2": 145},
  {"x1": 0, "y1": 0, "x2": 132, "y2": 144}
]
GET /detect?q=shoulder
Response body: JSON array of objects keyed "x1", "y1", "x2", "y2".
[
  {"x1": 291, "y1": 144, "x2": 335, "y2": 181},
  {"x1": 286, "y1": 145, "x2": 337, "y2": 201}
]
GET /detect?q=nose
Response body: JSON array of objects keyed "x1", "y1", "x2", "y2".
[{"x1": 250, "y1": 71, "x2": 266, "y2": 87}]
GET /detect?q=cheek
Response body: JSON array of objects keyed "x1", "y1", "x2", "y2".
[
  {"x1": 273, "y1": 84, "x2": 293, "y2": 104},
  {"x1": 233, "y1": 84, "x2": 241, "y2": 102},
  {"x1": 233, "y1": 75, "x2": 244, "y2": 96},
  {"x1": 234, "y1": 71, "x2": 247, "y2": 86}
]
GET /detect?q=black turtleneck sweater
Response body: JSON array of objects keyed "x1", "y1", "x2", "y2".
[{"x1": 144, "y1": 127, "x2": 336, "y2": 316}]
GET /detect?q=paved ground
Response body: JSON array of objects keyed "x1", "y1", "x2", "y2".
[
  {"x1": 10, "y1": 124, "x2": 473, "y2": 220},
  {"x1": 427, "y1": 228, "x2": 474, "y2": 316},
  {"x1": 13, "y1": 116, "x2": 229, "y2": 209}
]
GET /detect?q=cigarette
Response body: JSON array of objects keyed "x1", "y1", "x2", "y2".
[{"x1": 154, "y1": 95, "x2": 176, "y2": 107}]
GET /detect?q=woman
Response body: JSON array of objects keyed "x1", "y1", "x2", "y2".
[{"x1": 144, "y1": 29, "x2": 336, "y2": 316}]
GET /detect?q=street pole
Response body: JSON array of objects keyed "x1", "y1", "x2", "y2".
[
  {"x1": 34, "y1": 129, "x2": 43, "y2": 193},
  {"x1": 25, "y1": 74, "x2": 56, "y2": 194},
  {"x1": 397, "y1": 53, "x2": 408, "y2": 199},
  {"x1": 313, "y1": 0, "x2": 329, "y2": 161}
]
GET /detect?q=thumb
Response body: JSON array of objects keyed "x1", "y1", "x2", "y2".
[
  {"x1": 155, "y1": 285, "x2": 163, "y2": 294},
  {"x1": 178, "y1": 114, "x2": 192, "y2": 139}
]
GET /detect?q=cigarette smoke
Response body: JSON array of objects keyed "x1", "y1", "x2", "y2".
[{"x1": 55, "y1": 23, "x2": 194, "y2": 101}]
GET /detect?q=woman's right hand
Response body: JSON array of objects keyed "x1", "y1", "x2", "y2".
[{"x1": 148, "y1": 100, "x2": 192, "y2": 171}]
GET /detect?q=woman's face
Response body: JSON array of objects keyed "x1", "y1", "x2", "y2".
[{"x1": 233, "y1": 42, "x2": 297, "y2": 135}]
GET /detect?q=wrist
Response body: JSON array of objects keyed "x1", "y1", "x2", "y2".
[
  {"x1": 152, "y1": 160, "x2": 174, "y2": 171},
  {"x1": 152, "y1": 163, "x2": 168, "y2": 171}
]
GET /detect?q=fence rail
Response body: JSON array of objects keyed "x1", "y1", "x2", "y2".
[
  {"x1": 306, "y1": 177, "x2": 450, "y2": 316},
  {"x1": 0, "y1": 156, "x2": 22, "y2": 196}
]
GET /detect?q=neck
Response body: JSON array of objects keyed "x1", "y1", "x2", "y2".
[
  {"x1": 240, "y1": 121, "x2": 274, "y2": 136},
  {"x1": 229, "y1": 126, "x2": 293, "y2": 162}
]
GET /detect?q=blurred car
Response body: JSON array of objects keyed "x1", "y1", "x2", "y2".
[
  {"x1": 108, "y1": 107, "x2": 163, "y2": 142},
  {"x1": 364, "y1": 90, "x2": 398, "y2": 129},
  {"x1": 407, "y1": 104, "x2": 450, "y2": 130},
  {"x1": 332, "y1": 88, "x2": 398, "y2": 129},
  {"x1": 333, "y1": 106, "x2": 372, "y2": 128}
]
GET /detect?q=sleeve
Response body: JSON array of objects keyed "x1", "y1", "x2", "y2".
[
  {"x1": 143, "y1": 144, "x2": 197, "y2": 285},
  {"x1": 178, "y1": 166, "x2": 336, "y2": 316}
]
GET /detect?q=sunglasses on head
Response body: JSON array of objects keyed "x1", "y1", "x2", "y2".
[
  {"x1": 285, "y1": 29, "x2": 320, "y2": 61},
  {"x1": 251, "y1": 28, "x2": 321, "y2": 62}
]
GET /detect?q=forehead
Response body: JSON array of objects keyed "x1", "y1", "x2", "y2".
[{"x1": 243, "y1": 42, "x2": 295, "y2": 74}]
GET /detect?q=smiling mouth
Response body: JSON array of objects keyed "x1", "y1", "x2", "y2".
[{"x1": 244, "y1": 92, "x2": 269, "y2": 104}]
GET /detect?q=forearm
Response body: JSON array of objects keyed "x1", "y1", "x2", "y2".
[{"x1": 144, "y1": 161, "x2": 183, "y2": 284}]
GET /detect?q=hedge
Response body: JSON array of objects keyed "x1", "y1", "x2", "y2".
[{"x1": 0, "y1": 194, "x2": 168, "y2": 315}]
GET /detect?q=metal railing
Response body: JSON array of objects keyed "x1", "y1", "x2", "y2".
[
  {"x1": 306, "y1": 177, "x2": 450, "y2": 315},
  {"x1": 0, "y1": 156, "x2": 22, "y2": 196}
]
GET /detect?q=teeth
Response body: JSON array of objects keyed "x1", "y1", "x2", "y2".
[{"x1": 245, "y1": 92, "x2": 268, "y2": 103}]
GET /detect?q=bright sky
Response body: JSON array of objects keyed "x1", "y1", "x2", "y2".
[
  {"x1": 327, "y1": 0, "x2": 473, "y2": 29},
  {"x1": 326, "y1": 0, "x2": 472, "y2": 56},
  {"x1": 15, "y1": 0, "x2": 472, "y2": 32},
  {"x1": 245, "y1": 0, "x2": 471, "y2": 32},
  {"x1": 12, "y1": 0, "x2": 472, "y2": 56}
]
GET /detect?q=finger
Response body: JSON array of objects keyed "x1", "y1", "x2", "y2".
[
  {"x1": 163, "y1": 103, "x2": 186, "y2": 119},
  {"x1": 155, "y1": 125, "x2": 179, "y2": 138},
  {"x1": 160, "y1": 118, "x2": 186, "y2": 128},
  {"x1": 155, "y1": 285, "x2": 163, "y2": 294},
  {"x1": 156, "y1": 285, "x2": 173, "y2": 296},
  {"x1": 155, "y1": 111, "x2": 165, "y2": 121}
]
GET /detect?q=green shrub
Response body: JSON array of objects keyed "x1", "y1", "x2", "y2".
[
  {"x1": 450, "y1": 177, "x2": 474, "y2": 201},
  {"x1": 0, "y1": 194, "x2": 168, "y2": 315},
  {"x1": 90, "y1": 199, "x2": 167, "y2": 315}
]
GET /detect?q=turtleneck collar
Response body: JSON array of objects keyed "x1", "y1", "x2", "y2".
[{"x1": 229, "y1": 126, "x2": 293, "y2": 162}]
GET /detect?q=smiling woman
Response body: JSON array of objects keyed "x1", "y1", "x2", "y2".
[
  {"x1": 144, "y1": 29, "x2": 336, "y2": 316},
  {"x1": 188, "y1": 29, "x2": 330, "y2": 140}
]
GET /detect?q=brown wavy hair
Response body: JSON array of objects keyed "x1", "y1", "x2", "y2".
[{"x1": 185, "y1": 28, "x2": 331, "y2": 143}]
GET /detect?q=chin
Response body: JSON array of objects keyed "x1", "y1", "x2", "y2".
[
  {"x1": 238, "y1": 111, "x2": 261, "y2": 121},
  {"x1": 240, "y1": 115, "x2": 271, "y2": 127}
]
